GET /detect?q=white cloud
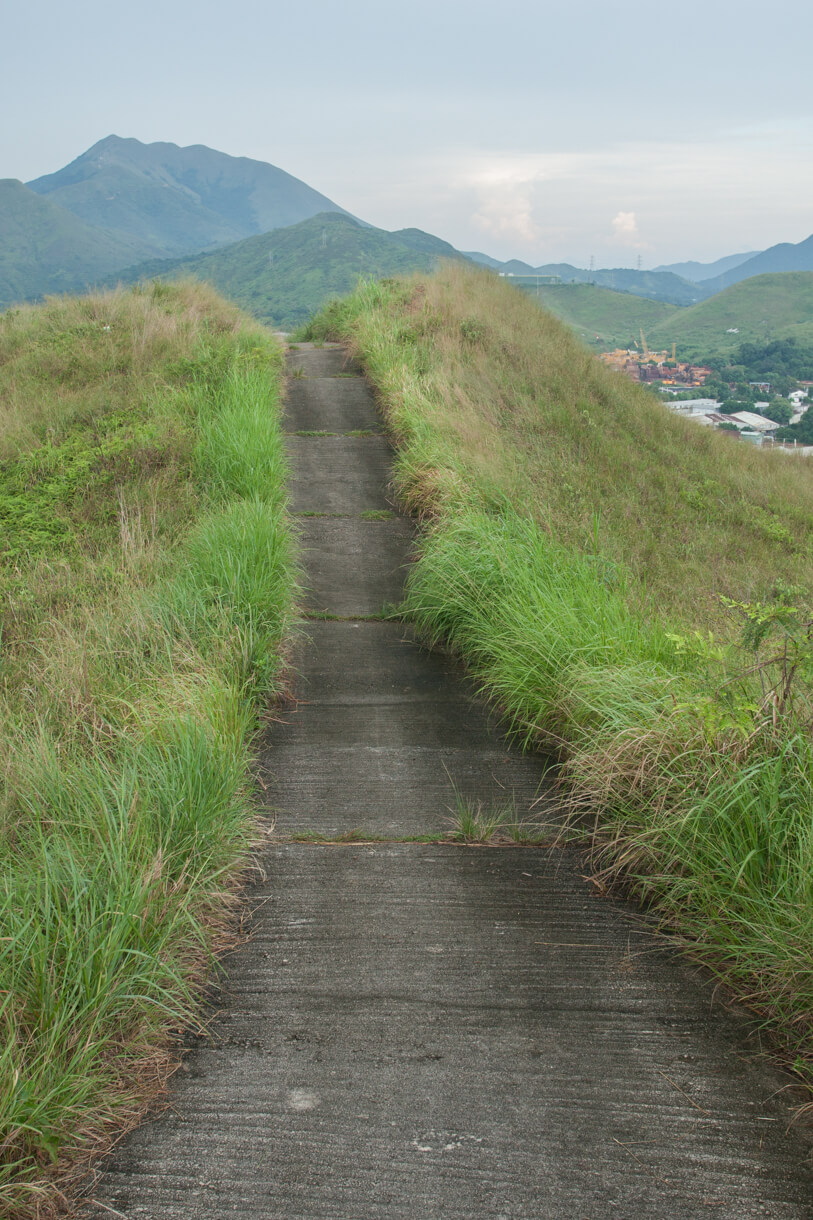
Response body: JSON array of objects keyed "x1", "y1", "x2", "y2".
[
  {"x1": 299, "y1": 123, "x2": 813, "y2": 266},
  {"x1": 472, "y1": 181, "x2": 539, "y2": 245},
  {"x1": 463, "y1": 153, "x2": 592, "y2": 250},
  {"x1": 611, "y1": 210, "x2": 647, "y2": 248}
]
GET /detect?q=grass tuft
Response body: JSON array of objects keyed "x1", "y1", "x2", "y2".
[{"x1": 446, "y1": 791, "x2": 511, "y2": 843}]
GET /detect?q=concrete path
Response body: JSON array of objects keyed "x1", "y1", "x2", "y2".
[{"x1": 84, "y1": 344, "x2": 813, "y2": 1219}]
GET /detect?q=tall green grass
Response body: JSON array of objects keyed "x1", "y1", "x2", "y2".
[
  {"x1": 305, "y1": 267, "x2": 813, "y2": 1086},
  {"x1": 0, "y1": 285, "x2": 295, "y2": 1214}
]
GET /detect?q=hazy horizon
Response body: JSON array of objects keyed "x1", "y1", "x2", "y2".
[{"x1": 4, "y1": 0, "x2": 812, "y2": 269}]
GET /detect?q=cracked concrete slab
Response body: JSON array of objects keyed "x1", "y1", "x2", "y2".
[
  {"x1": 285, "y1": 376, "x2": 382, "y2": 433},
  {"x1": 85, "y1": 846, "x2": 813, "y2": 1220},
  {"x1": 286, "y1": 344, "x2": 362, "y2": 378},
  {"x1": 286, "y1": 435, "x2": 394, "y2": 515},
  {"x1": 262, "y1": 622, "x2": 547, "y2": 836},
  {"x1": 294, "y1": 516, "x2": 412, "y2": 616}
]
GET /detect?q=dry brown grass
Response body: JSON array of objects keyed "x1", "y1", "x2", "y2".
[{"x1": 0, "y1": 279, "x2": 257, "y2": 459}]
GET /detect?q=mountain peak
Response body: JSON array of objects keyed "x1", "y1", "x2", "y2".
[{"x1": 26, "y1": 137, "x2": 358, "y2": 260}]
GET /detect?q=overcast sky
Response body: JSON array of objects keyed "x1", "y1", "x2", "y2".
[{"x1": 4, "y1": 0, "x2": 812, "y2": 268}]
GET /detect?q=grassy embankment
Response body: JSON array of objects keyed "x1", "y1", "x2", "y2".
[
  {"x1": 303, "y1": 264, "x2": 813, "y2": 1087},
  {"x1": 0, "y1": 282, "x2": 295, "y2": 1214}
]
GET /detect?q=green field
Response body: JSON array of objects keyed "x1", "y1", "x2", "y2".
[
  {"x1": 518, "y1": 281, "x2": 679, "y2": 350},
  {"x1": 305, "y1": 263, "x2": 813, "y2": 1091},
  {"x1": 0, "y1": 283, "x2": 296, "y2": 1214}
]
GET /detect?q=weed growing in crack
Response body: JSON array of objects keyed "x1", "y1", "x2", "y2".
[{"x1": 447, "y1": 793, "x2": 512, "y2": 842}]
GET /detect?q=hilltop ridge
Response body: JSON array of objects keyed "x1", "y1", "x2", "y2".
[
  {"x1": 654, "y1": 251, "x2": 759, "y2": 282},
  {"x1": 108, "y1": 211, "x2": 469, "y2": 328},
  {"x1": 464, "y1": 251, "x2": 701, "y2": 305}
]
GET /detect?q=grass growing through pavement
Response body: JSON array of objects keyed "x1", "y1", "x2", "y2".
[
  {"x1": 303, "y1": 264, "x2": 813, "y2": 1086},
  {"x1": 0, "y1": 283, "x2": 296, "y2": 1214}
]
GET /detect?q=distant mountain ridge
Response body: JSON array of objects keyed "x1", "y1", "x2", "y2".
[
  {"x1": 653, "y1": 252, "x2": 759, "y2": 282},
  {"x1": 466, "y1": 236, "x2": 813, "y2": 307},
  {"x1": 27, "y1": 135, "x2": 356, "y2": 260},
  {"x1": 469, "y1": 237, "x2": 813, "y2": 301},
  {"x1": 5, "y1": 134, "x2": 813, "y2": 334},
  {"x1": 463, "y1": 251, "x2": 701, "y2": 306},
  {"x1": 699, "y1": 234, "x2": 813, "y2": 294}
]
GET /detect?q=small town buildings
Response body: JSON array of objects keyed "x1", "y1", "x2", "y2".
[
  {"x1": 727, "y1": 411, "x2": 778, "y2": 433},
  {"x1": 599, "y1": 348, "x2": 710, "y2": 386}
]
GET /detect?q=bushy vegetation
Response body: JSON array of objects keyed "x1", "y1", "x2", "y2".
[
  {"x1": 775, "y1": 409, "x2": 813, "y2": 444},
  {"x1": 702, "y1": 337, "x2": 813, "y2": 407},
  {"x1": 729, "y1": 336, "x2": 813, "y2": 381},
  {"x1": 304, "y1": 264, "x2": 813, "y2": 1086},
  {"x1": 0, "y1": 282, "x2": 295, "y2": 1213}
]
